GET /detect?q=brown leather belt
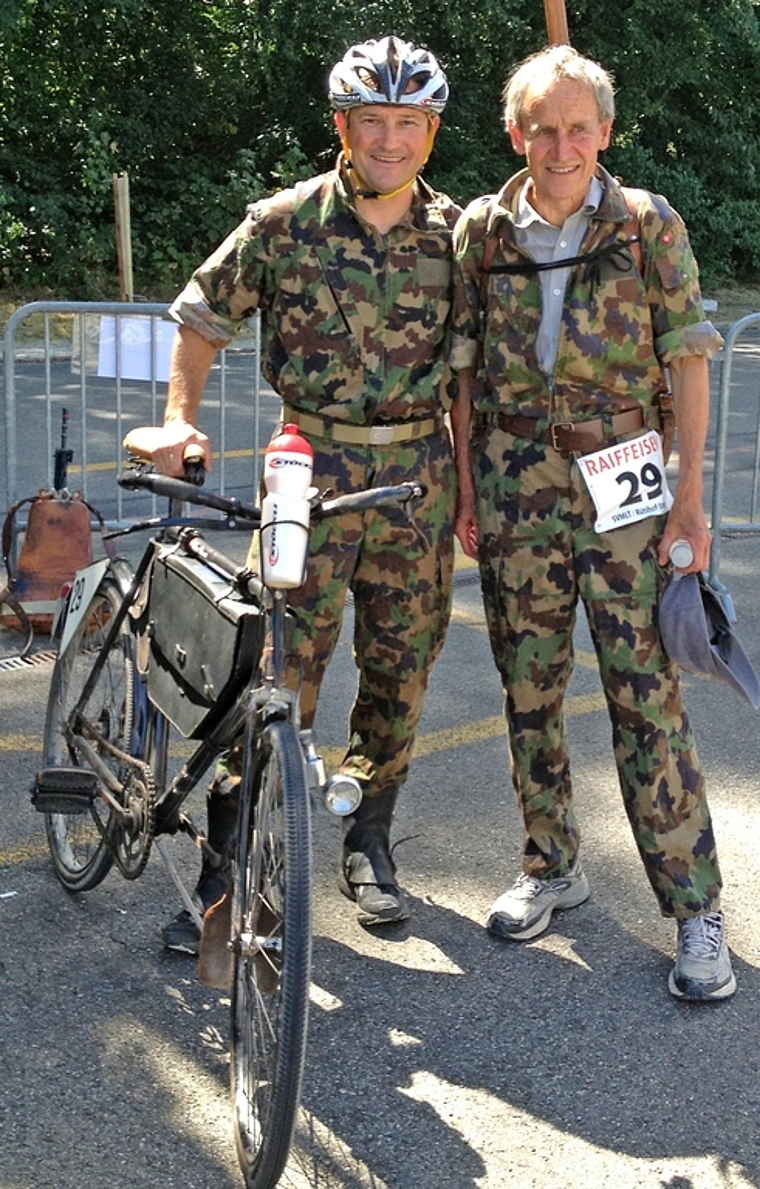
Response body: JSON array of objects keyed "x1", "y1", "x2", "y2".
[
  {"x1": 496, "y1": 407, "x2": 646, "y2": 455},
  {"x1": 282, "y1": 406, "x2": 442, "y2": 447}
]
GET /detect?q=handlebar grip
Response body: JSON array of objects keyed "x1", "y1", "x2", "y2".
[
  {"x1": 117, "y1": 470, "x2": 197, "y2": 502},
  {"x1": 182, "y1": 445, "x2": 206, "y2": 487},
  {"x1": 122, "y1": 426, "x2": 207, "y2": 485}
]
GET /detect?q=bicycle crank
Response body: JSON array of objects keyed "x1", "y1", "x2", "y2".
[{"x1": 113, "y1": 763, "x2": 156, "y2": 879}]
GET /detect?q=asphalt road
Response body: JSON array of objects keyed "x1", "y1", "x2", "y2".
[{"x1": 2, "y1": 333, "x2": 760, "y2": 1189}]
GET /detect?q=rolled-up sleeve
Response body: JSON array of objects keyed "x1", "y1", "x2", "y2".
[
  {"x1": 169, "y1": 212, "x2": 267, "y2": 348},
  {"x1": 655, "y1": 319, "x2": 724, "y2": 362},
  {"x1": 169, "y1": 279, "x2": 241, "y2": 348}
]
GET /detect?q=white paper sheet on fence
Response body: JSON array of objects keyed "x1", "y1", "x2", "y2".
[{"x1": 97, "y1": 315, "x2": 177, "y2": 381}]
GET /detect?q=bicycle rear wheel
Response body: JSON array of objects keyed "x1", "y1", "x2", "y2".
[
  {"x1": 42, "y1": 575, "x2": 135, "y2": 892},
  {"x1": 231, "y1": 717, "x2": 312, "y2": 1189}
]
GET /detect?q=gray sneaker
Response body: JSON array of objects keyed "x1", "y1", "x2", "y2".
[
  {"x1": 669, "y1": 912, "x2": 737, "y2": 1001},
  {"x1": 486, "y1": 860, "x2": 590, "y2": 941}
]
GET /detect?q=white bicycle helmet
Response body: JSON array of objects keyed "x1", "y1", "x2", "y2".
[{"x1": 329, "y1": 35, "x2": 449, "y2": 114}]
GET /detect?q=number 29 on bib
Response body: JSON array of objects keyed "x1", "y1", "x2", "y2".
[{"x1": 576, "y1": 429, "x2": 673, "y2": 534}]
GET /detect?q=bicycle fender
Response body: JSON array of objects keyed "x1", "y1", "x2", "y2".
[{"x1": 58, "y1": 558, "x2": 112, "y2": 653}]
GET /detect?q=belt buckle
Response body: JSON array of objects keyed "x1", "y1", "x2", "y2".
[
  {"x1": 550, "y1": 421, "x2": 574, "y2": 452},
  {"x1": 368, "y1": 425, "x2": 395, "y2": 446}
]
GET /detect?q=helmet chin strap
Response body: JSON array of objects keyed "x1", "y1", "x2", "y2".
[
  {"x1": 340, "y1": 120, "x2": 436, "y2": 201},
  {"x1": 350, "y1": 167, "x2": 415, "y2": 202}
]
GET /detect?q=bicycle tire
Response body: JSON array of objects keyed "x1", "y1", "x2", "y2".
[
  {"x1": 42, "y1": 574, "x2": 135, "y2": 892},
  {"x1": 231, "y1": 717, "x2": 312, "y2": 1189}
]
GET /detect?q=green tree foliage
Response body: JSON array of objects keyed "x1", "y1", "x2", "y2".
[{"x1": 1, "y1": 0, "x2": 759, "y2": 295}]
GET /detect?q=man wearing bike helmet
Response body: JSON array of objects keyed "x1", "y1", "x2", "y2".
[{"x1": 150, "y1": 35, "x2": 460, "y2": 949}]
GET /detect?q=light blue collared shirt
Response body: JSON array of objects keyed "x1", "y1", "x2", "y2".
[{"x1": 514, "y1": 176, "x2": 603, "y2": 376}]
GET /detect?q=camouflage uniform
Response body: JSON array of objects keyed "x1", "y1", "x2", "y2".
[
  {"x1": 451, "y1": 166, "x2": 725, "y2": 917},
  {"x1": 170, "y1": 161, "x2": 459, "y2": 795}
]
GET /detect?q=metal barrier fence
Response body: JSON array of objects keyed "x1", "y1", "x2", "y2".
[
  {"x1": 1, "y1": 301, "x2": 265, "y2": 534},
  {"x1": 709, "y1": 311, "x2": 760, "y2": 583},
  {"x1": 4, "y1": 299, "x2": 760, "y2": 583}
]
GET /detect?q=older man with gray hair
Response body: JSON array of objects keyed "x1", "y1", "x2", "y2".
[{"x1": 450, "y1": 44, "x2": 732, "y2": 1001}]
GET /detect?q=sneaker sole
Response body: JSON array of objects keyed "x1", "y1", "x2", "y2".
[
  {"x1": 668, "y1": 967, "x2": 737, "y2": 1001},
  {"x1": 486, "y1": 876, "x2": 590, "y2": 942}
]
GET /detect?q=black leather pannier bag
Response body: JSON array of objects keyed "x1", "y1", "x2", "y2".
[{"x1": 145, "y1": 543, "x2": 265, "y2": 738}]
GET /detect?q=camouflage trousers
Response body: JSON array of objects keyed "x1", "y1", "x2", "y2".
[
  {"x1": 253, "y1": 427, "x2": 455, "y2": 797},
  {"x1": 473, "y1": 425, "x2": 722, "y2": 918}
]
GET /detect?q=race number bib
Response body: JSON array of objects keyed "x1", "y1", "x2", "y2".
[{"x1": 576, "y1": 429, "x2": 673, "y2": 534}]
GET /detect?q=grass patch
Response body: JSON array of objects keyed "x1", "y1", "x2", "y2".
[
  {"x1": 706, "y1": 282, "x2": 760, "y2": 331},
  {"x1": 0, "y1": 293, "x2": 75, "y2": 344}
]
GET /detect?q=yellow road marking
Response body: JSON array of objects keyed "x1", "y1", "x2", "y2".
[
  {"x1": 2, "y1": 840, "x2": 49, "y2": 863},
  {"x1": 66, "y1": 447, "x2": 257, "y2": 475},
  {"x1": 2, "y1": 734, "x2": 43, "y2": 751},
  {"x1": 3, "y1": 569, "x2": 606, "y2": 867},
  {"x1": 3, "y1": 687, "x2": 608, "y2": 763},
  {"x1": 1, "y1": 693, "x2": 607, "y2": 864}
]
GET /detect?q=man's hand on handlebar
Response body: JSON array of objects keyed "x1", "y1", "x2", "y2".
[{"x1": 122, "y1": 423, "x2": 212, "y2": 478}]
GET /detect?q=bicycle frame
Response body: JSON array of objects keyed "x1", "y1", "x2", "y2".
[
  {"x1": 42, "y1": 463, "x2": 425, "y2": 852},
  {"x1": 55, "y1": 526, "x2": 290, "y2": 843}
]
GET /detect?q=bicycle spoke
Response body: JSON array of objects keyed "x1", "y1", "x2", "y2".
[{"x1": 42, "y1": 576, "x2": 134, "y2": 892}]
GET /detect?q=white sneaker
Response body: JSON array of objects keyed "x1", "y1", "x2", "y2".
[
  {"x1": 486, "y1": 860, "x2": 590, "y2": 941},
  {"x1": 668, "y1": 912, "x2": 736, "y2": 1001}
]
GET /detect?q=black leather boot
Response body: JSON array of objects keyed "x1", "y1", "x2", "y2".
[
  {"x1": 196, "y1": 785, "x2": 239, "y2": 907},
  {"x1": 337, "y1": 787, "x2": 410, "y2": 926},
  {"x1": 162, "y1": 783, "x2": 238, "y2": 954}
]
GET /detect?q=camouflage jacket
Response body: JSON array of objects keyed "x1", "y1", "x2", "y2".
[
  {"x1": 170, "y1": 161, "x2": 461, "y2": 424},
  {"x1": 449, "y1": 166, "x2": 723, "y2": 421}
]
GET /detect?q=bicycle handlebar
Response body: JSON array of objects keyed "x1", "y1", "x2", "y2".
[
  {"x1": 312, "y1": 484, "x2": 425, "y2": 520},
  {"x1": 117, "y1": 463, "x2": 426, "y2": 528},
  {"x1": 118, "y1": 466, "x2": 259, "y2": 519}
]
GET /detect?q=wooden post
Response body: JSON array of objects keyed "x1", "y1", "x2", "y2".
[
  {"x1": 543, "y1": 0, "x2": 569, "y2": 44},
  {"x1": 112, "y1": 172, "x2": 134, "y2": 302}
]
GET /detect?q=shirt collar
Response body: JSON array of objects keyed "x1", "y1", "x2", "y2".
[{"x1": 514, "y1": 174, "x2": 604, "y2": 229}]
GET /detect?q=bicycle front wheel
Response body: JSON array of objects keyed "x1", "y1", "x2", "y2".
[
  {"x1": 231, "y1": 717, "x2": 312, "y2": 1189},
  {"x1": 42, "y1": 574, "x2": 135, "y2": 892}
]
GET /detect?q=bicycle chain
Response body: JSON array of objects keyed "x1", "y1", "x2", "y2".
[{"x1": 113, "y1": 759, "x2": 156, "y2": 880}]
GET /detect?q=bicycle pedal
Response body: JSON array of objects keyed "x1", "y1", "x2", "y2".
[{"x1": 31, "y1": 767, "x2": 99, "y2": 814}]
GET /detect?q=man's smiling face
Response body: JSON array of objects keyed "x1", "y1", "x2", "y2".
[
  {"x1": 337, "y1": 105, "x2": 437, "y2": 197},
  {"x1": 508, "y1": 77, "x2": 612, "y2": 226}
]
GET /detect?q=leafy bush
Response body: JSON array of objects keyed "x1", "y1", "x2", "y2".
[{"x1": 1, "y1": 0, "x2": 759, "y2": 295}]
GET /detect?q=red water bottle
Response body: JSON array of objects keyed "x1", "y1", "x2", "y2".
[{"x1": 260, "y1": 424, "x2": 314, "y2": 588}]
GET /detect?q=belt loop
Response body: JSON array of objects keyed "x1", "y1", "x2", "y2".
[{"x1": 601, "y1": 408, "x2": 616, "y2": 441}]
